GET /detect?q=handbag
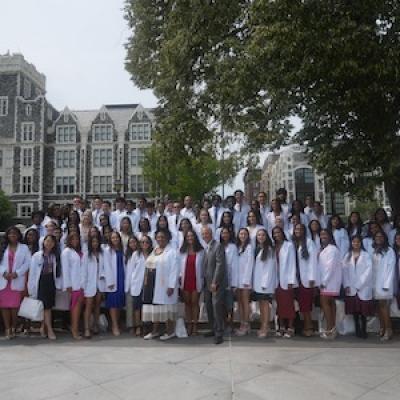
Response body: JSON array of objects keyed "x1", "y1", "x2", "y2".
[
  {"x1": 18, "y1": 297, "x2": 44, "y2": 321},
  {"x1": 54, "y1": 290, "x2": 71, "y2": 311}
]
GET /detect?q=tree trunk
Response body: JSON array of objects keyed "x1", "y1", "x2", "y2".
[{"x1": 384, "y1": 177, "x2": 400, "y2": 218}]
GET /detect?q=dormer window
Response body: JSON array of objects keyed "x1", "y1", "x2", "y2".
[
  {"x1": 129, "y1": 123, "x2": 151, "y2": 141},
  {"x1": 93, "y1": 124, "x2": 112, "y2": 141}
]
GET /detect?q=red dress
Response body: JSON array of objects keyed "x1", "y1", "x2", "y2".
[
  {"x1": 0, "y1": 250, "x2": 22, "y2": 308},
  {"x1": 183, "y1": 254, "x2": 197, "y2": 292}
]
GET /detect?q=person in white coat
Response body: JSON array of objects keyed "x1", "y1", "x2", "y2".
[
  {"x1": 28, "y1": 235, "x2": 61, "y2": 340},
  {"x1": 246, "y1": 210, "x2": 265, "y2": 246},
  {"x1": 81, "y1": 234, "x2": 107, "y2": 338},
  {"x1": 363, "y1": 221, "x2": 382, "y2": 256},
  {"x1": 126, "y1": 235, "x2": 153, "y2": 337},
  {"x1": 309, "y1": 219, "x2": 322, "y2": 250},
  {"x1": 328, "y1": 214, "x2": 350, "y2": 259},
  {"x1": 318, "y1": 229, "x2": 342, "y2": 340},
  {"x1": 253, "y1": 229, "x2": 276, "y2": 338},
  {"x1": 179, "y1": 230, "x2": 204, "y2": 336},
  {"x1": 272, "y1": 226, "x2": 297, "y2": 338},
  {"x1": 293, "y1": 224, "x2": 318, "y2": 337},
  {"x1": 0, "y1": 226, "x2": 31, "y2": 339},
  {"x1": 142, "y1": 230, "x2": 179, "y2": 341},
  {"x1": 346, "y1": 211, "x2": 364, "y2": 238},
  {"x1": 194, "y1": 209, "x2": 215, "y2": 247},
  {"x1": 371, "y1": 231, "x2": 396, "y2": 341},
  {"x1": 219, "y1": 227, "x2": 238, "y2": 332},
  {"x1": 62, "y1": 232, "x2": 84, "y2": 340},
  {"x1": 343, "y1": 235, "x2": 374, "y2": 339},
  {"x1": 234, "y1": 228, "x2": 254, "y2": 336},
  {"x1": 267, "y1": 198, "x2": 288, "y2": 239},
  {"x1": 209, "y1": 195, "x2": 226, "y2": 231}
]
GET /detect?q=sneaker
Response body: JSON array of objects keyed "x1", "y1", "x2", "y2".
[
  {"x1": 160, "y1": 332, "x2": 176, "y2": 341},
  {"x1": 144, "y1": 332, "x2": 160, "y2": 340}
]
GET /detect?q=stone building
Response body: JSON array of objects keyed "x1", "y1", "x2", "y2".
[
  {"x1": 243, "y1": 167, "x2": 261, "y2": 202},
  {"x1": 0, "y1": 53, "x2": 154, "y2": 220}
]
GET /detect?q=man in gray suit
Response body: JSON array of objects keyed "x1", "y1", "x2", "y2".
[{"x1": 201, "y1": 226, "x2": 227, "y2": 344}]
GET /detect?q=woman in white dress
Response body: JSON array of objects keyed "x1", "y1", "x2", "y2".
[{"x1": 246, "y1": 210, "x2": 265, "y2": 246}]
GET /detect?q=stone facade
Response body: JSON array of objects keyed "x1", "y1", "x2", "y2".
[{"x1": 0, "y1": 53, "x2": 154, "y2": 221}]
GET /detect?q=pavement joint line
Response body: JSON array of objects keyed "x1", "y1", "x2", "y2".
[
  {"x1": 351, "y1": 369, "x2": 400, "y2": 400},
  {"x1": 227, "y1": 332, "x2": 235, "y2": 399}
]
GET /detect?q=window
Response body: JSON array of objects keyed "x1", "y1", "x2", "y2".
[
  {"x1": 131, "y1": 175, "x2": 149, "y2": 193},
  {"x1": 22, "y1": 148, "x2": 33, "y2": 167},
  {"x1": 294, "y1": 168, "x2": 315, "y2": 204},
  {"x1": 56, "y1": 150, "x2": 75, "y2": 168},
  {"x1": 56, "y1": 125, "x2": 76, "y2": 143},
  {"x1": 47, "y1": 108, "x2": 53, "y2": 120},
  {"x1": 22, "y1": 176, "x2": 32, "y2": 193},
  {"x1": 21, "y1": 122, "x2": 35, "y2": 142},
  {"x1": 129, "y1": 123, "x2": 151, "y2": 141},
  {"x1": 55, "y1": 176, "x2": 75, "y2": 194},
  {"x1": 0, "y1": 96, "x2": 8, "y2": 116},
  {"x1": 130, "y1": 148, "x2": 145, "y2": 166},
  {"x1": 25, "y1": 104, "x2": 32, "y2": 116},
  {"x1": 93, "y1": 176, "x2": 112, "y2": 193},
  {"x1": 0, "y1": 149, "x2": 2, "y2": 167},
  {"x1": 18, "y1": 204, "x2": 33, "y2": 218},
  {"x1": 93, "y1": 148, "x2": 112, "y2": 167},
  {"x1": 24, "y1": 78, "x2": 32, "y2": 98},
  {"x1": 93, "y1": 124, "x2": 112, "y2": 141}
]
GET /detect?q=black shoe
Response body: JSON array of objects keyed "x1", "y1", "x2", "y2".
[
  {"x1": 214, "y1": 336, "x2": 224, "y2": 345},
  {"x1": 204, "y1": 331, "x2": 215, "y2": 338}
]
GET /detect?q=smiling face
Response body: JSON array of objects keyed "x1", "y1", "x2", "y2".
[
  {"x1": 272, "y1": 228, "x2": 284, "y2": 243},
  {"x1": 256, "y1": 229, "x2": 267, "y2": 245},
  {"x1": 43, "y1": 236, "x2": 56, "y2": 252},
  {"x1": 351, "y1": 236, "x2": 362, "y2": 252},
  {"x1": 247, "y1": 211, "x2": 257, "y2": 226},
  {"x1": 320, "y1": 230, "x2": 330, "y2": 246},
  {"x1": 238, "y1": 229, "x2": 249, "y2": 244},
  {"x1": 294, "y1": 224, "x2": 304, "y2": 239},
  {"x1": 374, "y1": 232, "x2": 385, "y2": 247},
  {"x1": 156, "y1": 231, "x2": 168, "y2": 248}
]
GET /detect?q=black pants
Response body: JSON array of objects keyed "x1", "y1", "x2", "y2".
[{"x1": 204, "y1": 287, "x2": 225, "y2": 338}]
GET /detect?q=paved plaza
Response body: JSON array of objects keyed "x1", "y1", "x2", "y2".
[{"x1": 1, "y1": 333, "x2": 399, "y2": 400}]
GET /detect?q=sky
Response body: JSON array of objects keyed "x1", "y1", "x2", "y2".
[{"x1": 0, "y1": 0, "x2": 246, "y2": 192}]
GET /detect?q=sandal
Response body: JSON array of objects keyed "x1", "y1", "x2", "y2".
[
  {"x1": 84, "y1": 329, "x2": 92, "y2": 339},
  {"x1": 284, "y1": 328, "x2": 295, "y2": 338}
]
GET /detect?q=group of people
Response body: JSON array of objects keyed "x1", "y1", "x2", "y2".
[{"x1": 0, "y1": 188, "x2": 399, "y2": 344}]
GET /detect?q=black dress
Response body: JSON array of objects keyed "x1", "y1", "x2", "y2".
[{"x1": 37, "y1": 255, "x2": 56, "y2": 310}]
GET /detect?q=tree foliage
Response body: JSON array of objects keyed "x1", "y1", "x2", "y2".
[
  {"x1": 0, "y1": 190, "x2": 14, "y2": 231},
  {"x1": 125, "y1": 1, "x2": 400, "y2": 212}
]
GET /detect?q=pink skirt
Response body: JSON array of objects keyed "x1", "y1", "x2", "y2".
[
  {"x1": 297, "y1": 285, "x2": 315, "y2": 313},
  {"x1": 0, "y1": 282, "x2": 21, "y2": 308},
  {"x1": 70, "y1": 290, "x2": 84, "y2": 311},
  {"x1": 345, "y1": 295, "x2": 375, "y2": 317},
  {"x1": 276, "y1": 285, "x2": 296, "y2": 320}
]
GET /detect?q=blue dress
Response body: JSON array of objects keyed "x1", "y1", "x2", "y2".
[{"x1": 106, "y1": 250, "x2": 126, "y2": 309}]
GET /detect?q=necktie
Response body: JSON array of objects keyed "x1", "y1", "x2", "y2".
[{"x1": 214, "y1": 207, "x2": 218, "y2": 227}]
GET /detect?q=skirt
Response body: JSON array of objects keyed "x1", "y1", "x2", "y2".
[
  {"x1": 142, "y1": 304, "x2": 178, "y2": 323},
  {"x1": 37, "y1": 273, "x2": 56, "y2": 310},
  {"x1": 142, "y1": 269, "x2": 156, "y2": 305},
  {"x1": 132, "y1": 293, "x2": 143, "y2": 311},
  {"x1": 0, "y1": 282, "x2": 21, "y2": 308},
  {"x1": 345, "y1": 295, "x2": 375, "y2": 317},
  {"x1": 275, "y1": 285, "x2": 296, "y2": 320},
  {"x1": 297, "y1": 285, "x2": 314, "y2": 313},
  {"x1": 70, "y1": 290, "x2": 84, "y2": 311}
]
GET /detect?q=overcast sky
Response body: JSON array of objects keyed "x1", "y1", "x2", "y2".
[{"x1": 0, "y1": 0, "x2": 246, "y2": 192}]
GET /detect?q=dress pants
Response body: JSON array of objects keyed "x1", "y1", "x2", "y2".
[{"x1": 204, "y1": 286, "x2": 225, "y2": 338}]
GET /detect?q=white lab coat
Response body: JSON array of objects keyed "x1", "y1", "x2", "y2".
[
  {"x1": 152, "y1": 246, "x2": 179, "y2": 305},
  {"x1": 27, "y1": 251, "x2": 57, "y2": 298},
  {"x1": 309, "y1": 213, "x2": 328, "y2": 229},
  {"x1": 276, "y1": 241, "x2": 297, "y2": 289},
  {"x1": 332, "y1": 228, "x2": 350, "y2": 259},
  {"x1": 209, "y1": 206, "x2": 227, "y2": 230},
  {"x1": 363, "y1": 237, "x2": 374, "y2": 256},
  {"x1": 179, "y1": 250, "x2": 204, "y2": 293},
  {"x1": 296, "y1": 238, "x2": 318, "y2": 288},
  {"x1": 81, "y1": 251, "x2": 107, "y2": 297},
  {"x1": 266, "y1": 211, "x2": 288, "y2": 238},
  {"x1": 102, "y1": 248, "x2": 125, "y2": 293},
  {"x1": 253, "y1": 248, "x2": 276, "y2": 294},
  {"x1": 258, "y1": 205, "x2": 269, "y2": 229},
  {"x1": 0, "y1": 243, "x2": 31, "y2": 291},
  {"x1": 234, "y1": 203, "x2": 251, "y2": 231},
  {"x1": 371, "y1": 248, "x2": 396, "y2": 300},
  {"x1": 224, "y1": 243, "x2": 239, "y2": 288},
  {"x1": 125, "y1": 252, "x2": 146, "y2": 296},
  {"x1": 318, "y1": 244, "x2": 342, "y2": 295},
  {"x1": 61, "y1": 247, "x2": 84, "y2": 291},
  {"x1": 194, "y1": 223, "x2": 215, "y2": 247},
  {"x1": 246, "y1": 225, "x2": 265, "y2": 246},
  {"x1": 342, "y1": 250, "x2": 373, "y2": 301},
  {"x1": 234, "y1": 244, "x2": 254, "y2": 289},
  {"x1": 168, "y1": 214, "x2": 184, "y2": 233},
  {"x1": 180, "y1": 208, "x2": 197, "y2": 224}
]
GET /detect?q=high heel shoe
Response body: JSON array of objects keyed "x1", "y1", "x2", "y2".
[{"x1": 4, "y1": 328, "x2": 12, "y2": 340}]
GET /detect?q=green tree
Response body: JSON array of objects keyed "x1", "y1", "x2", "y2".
[
  {"x1": 0, "y1": 190, "x2": 14, "y2": 231},
  {"x1": 125, "y1": 1, "x2": 400, "y2": 212}
]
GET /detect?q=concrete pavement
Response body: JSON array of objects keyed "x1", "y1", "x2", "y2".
[{"x1": 0, "y1": 333, "x2": 399, "y2": 400}]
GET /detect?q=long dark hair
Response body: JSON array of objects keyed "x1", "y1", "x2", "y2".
[
  {"x1": 23, "y1": 228, "x2": 40, "y2": 255},
  {"x1": 247, "y1": 210, "x2": 262, "y2": 226},
  {"x1": 119, "y1": 216, "x2": 133, "y2": 235},
  {"x1": 346, "y1": 211, "x2": 363, "y2": 237},
  {"x1": 66, "y1": 232, "x2": 81, "y2": 253},
  {"x1": 110, "y1": 231, "x2": 123, "y2": 252},
  {"x1": 219, "y1": 227, "x2": 235, "y2": 244},
  {"x1": 88, "y1": 234, "x2": 103, "y2": 257},
  {"x1": 218, "y1": 211, "x2": 234, "y2": 229},
  {"x1": 236, "y1": 228, "x2": 250, "y2": 254},
  {"x1": 292, "y1": 223, "x2": 309, "y2": 260},
  {"x1": 156, "y1": 215, "x2": 171, "y2": 232},
  {"x1": 139, "y1": 217, "x2": 151, "y2": 233},
  {"x1": 372, "y1": 230, "x2": 390, "y2": 254},
  {"x1": 255, "y1": 228, "x2": 273, "y2": 261},
  {"x1": 270, "y1": 198, "x2": 282, "y2": 213},
  {"x1": 125, "y1": 235, "x2": 139, "y2": 263},
  {"x1": 346, "y1": 234, "x2": 365, "y2": 262},
  {"x1": 308, "y1": 219, "x2": 321, "y2": 241},
  {"x1": 180, "y1": 229, "x2": 203, "y2": 253},
  {"x1": 178, "y1": 217, "x2": 193, "y2": 232},
  {"x1": 0, "y1": 226, "x2": 23, "y2": 263},
  {"x1": 328, "y1": 214, "x2": 345, "y2": 231},
  {"x1": 41, "y1": 234, "x2": 62, "y2": 278}
]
